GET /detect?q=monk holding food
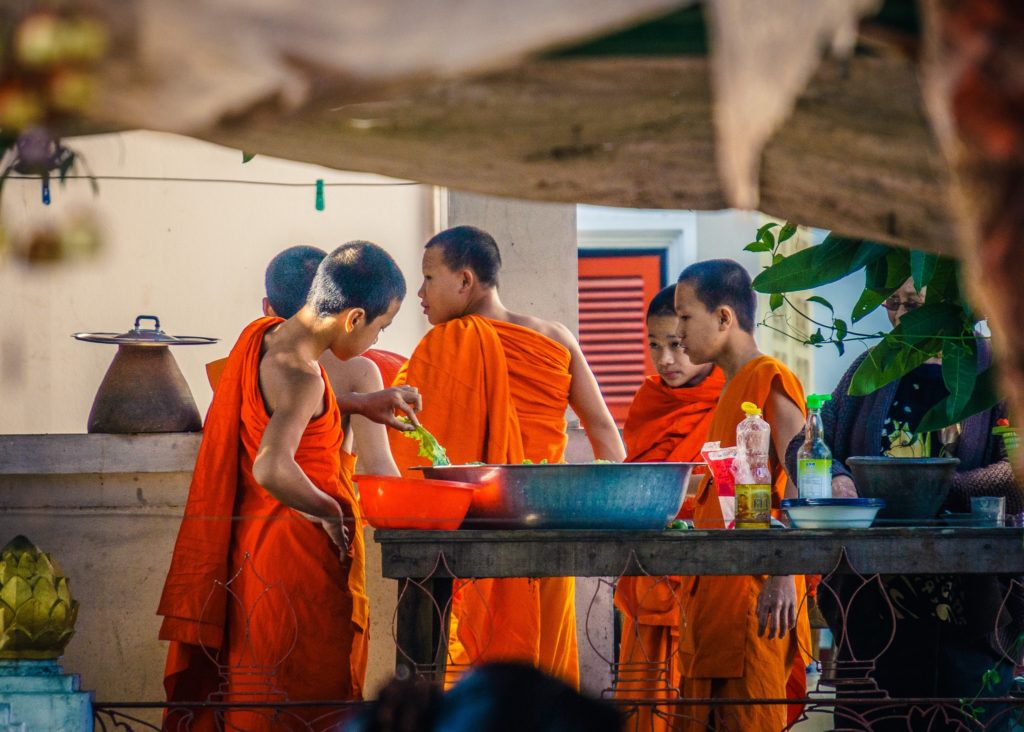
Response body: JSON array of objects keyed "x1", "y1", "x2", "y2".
[
  {"x1": 613, "y1": 285, "x2": 724, "y2": 732},
  {"x1": 159, "y1": 241, "x2": 408, "y2": 730},
  {"x1": 390, "y1": 225, "x2": 625, "y2": 688},
  {"x1": 671, "y1": 259, "x2": 811, "y2": 731}
]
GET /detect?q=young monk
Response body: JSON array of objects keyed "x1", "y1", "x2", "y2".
[
  {"x1": 389, "y1": 225, "x2": 626, "y2": 689},
  {"x1": 613, "y1": 285, "x2": 725, "y2": 732},
  {"x1": 158, "y1": 241, "x2": 407, "y2": 730},
  {"x1": 206, "y1": 245, "x2": 412, "y2": 477},
  {"x1": 671, "y1": 259, "x2": 811, "y2": 732}
]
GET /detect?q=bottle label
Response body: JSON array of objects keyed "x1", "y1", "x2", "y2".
[
  {"x1": 798, "y1": 459, "x2": 832, "y2": 499},
  {"x1": 735, "y1": 484, "x2": 771, "y2": 528}
]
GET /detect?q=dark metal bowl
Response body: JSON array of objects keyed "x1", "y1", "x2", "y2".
[
  {"x1": 846, "y1": 456, "x2": 960, "y2": 520},
  {"x1": 419, "y1": 463, "x2": 698, "y2": 529}
]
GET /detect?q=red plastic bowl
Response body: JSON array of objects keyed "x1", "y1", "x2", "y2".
[{"x1": 356, "y1": 475, "x2": 477, "y2": 530}]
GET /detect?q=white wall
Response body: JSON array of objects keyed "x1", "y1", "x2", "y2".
[{"x1": 0, "y1": 131, "x2": 433, "y2": 434}]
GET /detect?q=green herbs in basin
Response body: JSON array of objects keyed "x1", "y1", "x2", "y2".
[{"x1": 398, "y1": 418, "x2": 450, "y2": 466}]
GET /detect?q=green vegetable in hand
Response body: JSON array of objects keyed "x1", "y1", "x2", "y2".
[
  {"x1": 398, "y1": 418, "x2": 450, "y2": 466},
  {"x1": 667, "y1": 519, "x2": 688, "y2": 531}
]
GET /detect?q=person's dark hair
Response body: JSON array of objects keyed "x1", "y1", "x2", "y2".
[
  {"x1": 425, "y1": 225, "x2": 502, "y2": 287},
  {"x1": 677, "y1": 259, "x2": 756, "y2": 333},
  {"x1": 441, "y1": 663, "x2": 621, "y2": 732},
  {"x1": 646, "y1": 285, "x2": 678, "y2": 320},
  {"x1": 264, "y1": 246, "x2": 327, "y2": 318},
  {"x1": 307, "y1": 241, "x2": 406, "y2": 322}
]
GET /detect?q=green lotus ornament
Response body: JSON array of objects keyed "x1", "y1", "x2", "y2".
[{"x1": 0, "y1": 535, "x2": 78, "y2": 659}]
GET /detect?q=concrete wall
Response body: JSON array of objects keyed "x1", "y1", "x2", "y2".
[
  {"x1": 0, "y1": 131, "x2": 433, "y2": 435},
  {"x1": 448, "y1": 190, "x2": 579, "y2": 334},
  {"x1": 0, "y1": 433, "x2": 401, "y2": 718}
]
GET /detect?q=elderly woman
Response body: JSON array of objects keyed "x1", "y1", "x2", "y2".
[{"x1": 785, "y1": 278, "x2": 1023, "y2": 731}]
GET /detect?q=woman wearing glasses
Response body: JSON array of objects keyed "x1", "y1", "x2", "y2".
[{"x1": 784, "y1": 277, "x2": 1022, "y2": 731}]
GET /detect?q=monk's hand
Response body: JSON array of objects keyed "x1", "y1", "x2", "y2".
[
  {"x1": 349, "y1": 387, "x2": 423, "y2": 430},
  {"x1": 318, "y1": 509, "x2": 350, "y2": 554},
  {"x1": 832, "y1": 475, "x2": 858, "y2": 498},
  {"x1": 756, "y1": 575, "x2": 797, "y2": 640}
]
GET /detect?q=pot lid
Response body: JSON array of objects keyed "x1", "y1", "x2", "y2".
[{"x1": 73, "y1": 315, "x2": 218, "y2": 347}]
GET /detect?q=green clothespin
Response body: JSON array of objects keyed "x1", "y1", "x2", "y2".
[{"x1": 315, "y1": 179, "x2": 325, "y2": 211}]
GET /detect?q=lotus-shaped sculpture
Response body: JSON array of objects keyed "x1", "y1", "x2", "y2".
[{"x1": 0, "y1": 535, "x2": 78, "y2": 659}]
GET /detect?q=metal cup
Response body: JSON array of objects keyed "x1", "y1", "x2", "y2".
[{"x1": 971, "y1": 496, "x2": 1006, "y2": 527}]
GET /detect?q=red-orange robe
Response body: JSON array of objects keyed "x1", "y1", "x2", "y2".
[
  {"x1": 389, "y1": 315, "x2": 579, "y2": 688},
  {"x1": 614, "y1": 370, "x2": 724, "y2": 732},
  {"x1": 673, "y1": 355, "x2": 811, "y2": 732},
  {"x1": 159, "y1": 317, "x2": 368, "y2": 730},
  {"x1": 362, "y1": 349, "x2": 406, "y2": 389}
]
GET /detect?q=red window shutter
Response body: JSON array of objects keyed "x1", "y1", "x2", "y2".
[{"x1": 578, "y1": 253, "x2": 664, "y2": 427}]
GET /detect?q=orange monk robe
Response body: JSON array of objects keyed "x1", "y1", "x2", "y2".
[
  {"x1": 671, "y1": 355, "x2": 812, "y2": 732},
  {"x1": 613, "y1": 369, "x2": 724, "y2": 732},
  {"x1": 389, "y1": 315, "x2": 579, "y2": 688},
  {"x1": 158, "y1": 318, "x2": 368, "y2": 731}
]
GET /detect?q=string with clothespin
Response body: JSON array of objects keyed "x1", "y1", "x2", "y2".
[{"x1": 2, "y1": 173, "x2": 419, "y2": 210}]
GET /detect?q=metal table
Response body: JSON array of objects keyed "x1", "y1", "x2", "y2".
[{"x1": 376, "y1": 527, "x2": 1024, "y2": 674}]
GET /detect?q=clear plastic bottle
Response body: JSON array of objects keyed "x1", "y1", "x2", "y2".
[
  {"x1": 797, "y1": 393, "x2": 833, "y2": 499},
  {"x1": 733, "y1": 401, "x2": 772, "y2": 528}
]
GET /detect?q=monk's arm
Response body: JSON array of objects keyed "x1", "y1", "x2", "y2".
[
  {"x1": 553, "y1": 324, "x2": 626, "y2": 461},
  {"x1": 347, "y1": 360, "x2": 401, "y2": 476},
  {"x1": 756, "y1": 382, "x2": 807, "y2": 638},
  {"x1": 253, "y1": 365, "x2": 348, "y2": 547},
  {"x1": 765, "y1": 384, "x2": 806, "y2": 500}
]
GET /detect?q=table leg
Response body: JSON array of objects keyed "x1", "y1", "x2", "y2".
[{"x1": 395, "y1": 576, "x2": 453, "y2": 682}]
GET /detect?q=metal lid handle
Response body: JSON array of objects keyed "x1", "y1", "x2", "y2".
[{"x1": 133, "y1": 315, "x2": 161, "y2": 332}]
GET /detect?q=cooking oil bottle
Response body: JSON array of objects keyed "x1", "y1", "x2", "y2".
[
  {"x1": 797, "y1": 393, "x2": 833, "y2": 499},
  {"x1": 734, "y1": 401, "x2": 772, "y2": 528}
]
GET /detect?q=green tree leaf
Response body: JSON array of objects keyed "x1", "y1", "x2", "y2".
[
  {"x1": 808, "y1": 328, "x2": 825, "y2": 346},
  {"x1": 751, "y1": 237, "x2": 889, "y2": 293},
  {"x1": 760, "y1": 230, "x2": 776, "y2": 249},
  {"x1": 242, "y1": 151, "x2": 256, "y2": 163},
  {"x1": 806, "y1": 295, "x2": 833, "y2": 313},
  {"x1": 910, "y1": 251, "x2": 939, "y2": 290},
  {"x1": 849, "y1": 336, "x2": 942, "y2": 396},
  {"x1": 942, "y1": 339, "x2": 978, "y2": 420},
  {"x1": 756, "y1": 222, "x2": 777, "y2": 239},
  {"x1": 778, "y1": 222, "x2": 798, "y2": 242},
  {"x1": 835, "y1": 318, "x2": 848, "y2": 342},
  {"x1": 745, "y1": 240, "x2": 774, "y2": 253},
  {"x1": 852, "y1": 288, "x2": 889, "y2": 322},
  {"x1": 769, "y1": 292, "x2": 784, "y2": 311},
  {"x1": 917, "y1": 366, "x2": 999, "y2": 432},
  {"x1": 833, "y1": 340, "x2": 846, "y2": 356},
  {"x1": 925, "y1": 258, "x2": 961, "y2": 304}
]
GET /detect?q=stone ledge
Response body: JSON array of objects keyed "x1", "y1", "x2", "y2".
[{"x1": 0, "y1": 433, "x2": 202, "y2": 475}]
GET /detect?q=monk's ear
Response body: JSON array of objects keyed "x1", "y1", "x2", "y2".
[
  {"x1": 342, "y1": 308, "x2": 366, "y2": 333},
  {"x1": 458, "y1": 267, "x2": 476, "y2": 292},
  {"x1": 262, "y1": 297, "x2": 276, "y2": 317},
  {"x1": 718, "y1": 306, "x2": 734, "y2": 331}
]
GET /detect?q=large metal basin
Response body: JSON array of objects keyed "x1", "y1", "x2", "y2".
[{"x1": 419, "y1": 463, "x2": 698, "y2": 529}]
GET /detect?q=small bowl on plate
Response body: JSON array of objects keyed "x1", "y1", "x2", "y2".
[
  {"x1": 781, "y1": 497, "x2": 885, "y2": 529},
  {"x1": 356, "y1": 475, "x2": 477, "y2": 530}
]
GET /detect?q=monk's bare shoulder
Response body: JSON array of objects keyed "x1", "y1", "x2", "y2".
[
  {"x1": 259, "y1": 344, "x2": 324, "y2": 416},
  {"x1": 321, "y1": 353, "x2": 382, "y2": 395},
  {"x1": 504, "y1": 311, "x2": 577, "y2": 350}
]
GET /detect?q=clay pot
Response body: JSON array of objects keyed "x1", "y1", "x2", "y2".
[{"x1": 74, "y1": 315, "x2": 217, "y2": 434}]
